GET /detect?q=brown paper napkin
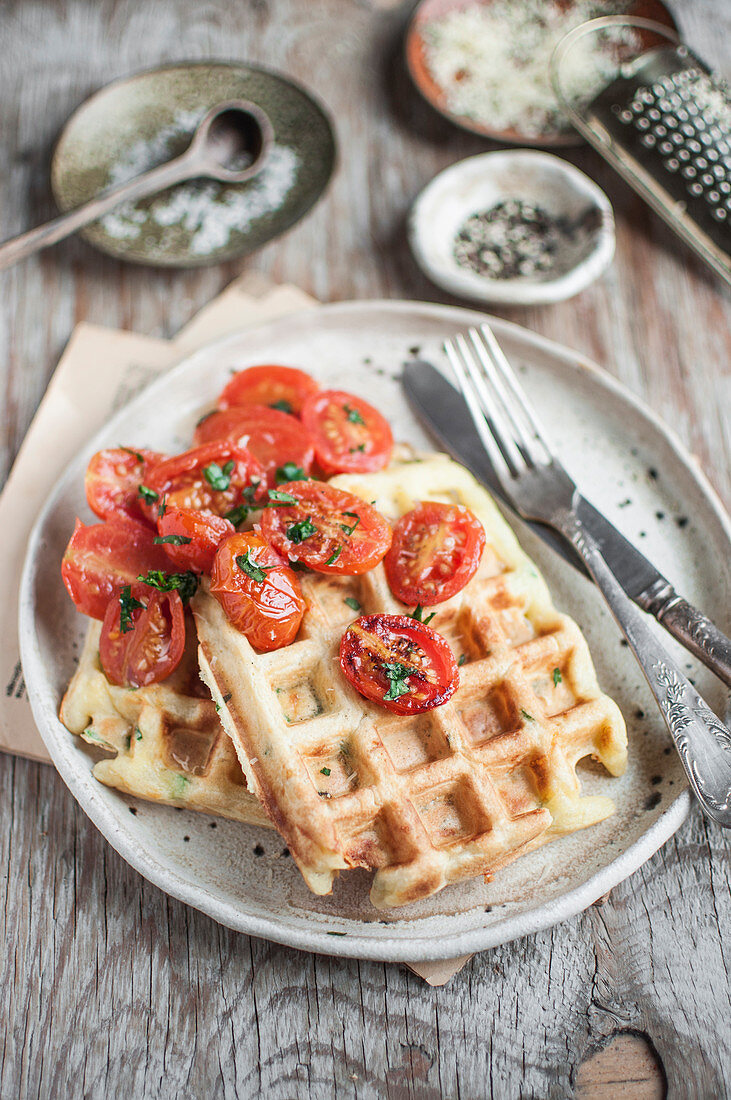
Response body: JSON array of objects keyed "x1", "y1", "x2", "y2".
[{"x1": 0, "y1": 273, "x2": 470, "y2": 983}]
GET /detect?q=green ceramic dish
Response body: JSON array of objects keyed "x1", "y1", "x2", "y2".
[{"x1": 51, "y1": 62, "x2": 336, "y2": 268}]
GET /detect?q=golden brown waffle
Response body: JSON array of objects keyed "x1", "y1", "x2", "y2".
[
  {"x1": 194, "y1": 452, "x2": 627, "y2": 909},
  {"x1": 60, "y1": 619, "x2": 270, "y2": 828}
]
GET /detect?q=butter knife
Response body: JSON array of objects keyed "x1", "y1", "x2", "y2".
[{"x1": 403, "y1": 359, "x2": 731, "y2": 688}]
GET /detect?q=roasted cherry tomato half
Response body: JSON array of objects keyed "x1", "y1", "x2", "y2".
[
  {"x1": 339, "y1": 614, "x2": 459, "y2": 715},
  {"x1": 260, "y1": 480, "x2": 392, "y2": 575},
  {"x1": 156, "y1": 506, "x2": 235, "y2": 574},
  {"x1": 217, "y1": 364, "x2": 320, "y2": 416},
  {"x1": 85, "y1": 447, "x2": 167, "y2": 525},
  {"x1": 384, "y1": 501, "x2": 486, "y2": 607},
  {"x1": 301, "y1": 390, "x2": 393, "y2": 475},
  {"x1": 210, "y1": 532, "x2": 305, "y2": 651},
  {"x1": 143, "y1": 440, "x2": 265, "y2": 520},
  {"x1": 61, "y1": 517, "x2": 172, "y2": 620},
  {"x1": 193, "y1": 405, "x2": 315, "y2": 489},
  {"x1": 99, "y1": 582, "x2": 186, "y2": 688}
]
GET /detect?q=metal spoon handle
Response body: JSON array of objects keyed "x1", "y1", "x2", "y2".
[
  {"x1": 0, "y1": 153, "x2": 195, "y2": 270},
  {"x1": 560, "y1": 513, "x2": 731, "y2": 827}
]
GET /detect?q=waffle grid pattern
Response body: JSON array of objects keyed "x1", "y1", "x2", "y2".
[
  {"x1": 60, "y1": 620, "x2": 269, "y2": 828},
  {"x1": 195, "y1": 454, "x2": 627, "y2": 908}
]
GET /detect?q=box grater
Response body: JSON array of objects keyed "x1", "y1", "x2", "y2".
[{"x1": 551, "y1": 16, "x2": 731, "y2": 287}]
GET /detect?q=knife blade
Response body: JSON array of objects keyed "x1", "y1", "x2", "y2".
[{"x1": 403, "y1": 358, "x2": 731, "y2": 686}]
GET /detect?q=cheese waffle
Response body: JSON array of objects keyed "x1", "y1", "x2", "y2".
[
  {"x1": 194, "y1": 452, "x2": 627, "y2": 908},
  {"x1": 60, "y1": 619, "x2": 270, "y2": 828}
]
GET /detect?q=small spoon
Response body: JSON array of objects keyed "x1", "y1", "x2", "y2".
[{"x1": 0, "y1": 99, "x2": 274, "y2": 270}]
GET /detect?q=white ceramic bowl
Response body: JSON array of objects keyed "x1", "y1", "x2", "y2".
[{"x1": 409, "y1": 150, "x2": 616, "y2": 305}]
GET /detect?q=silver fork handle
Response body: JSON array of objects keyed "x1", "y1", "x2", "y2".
[{"x1": 559, "y1": 511, "x2": 731, "y2": 828}]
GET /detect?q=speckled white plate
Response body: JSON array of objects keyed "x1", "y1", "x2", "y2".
[{"x1": 19, "y1": 301, "x2": 731, "y2": 962}]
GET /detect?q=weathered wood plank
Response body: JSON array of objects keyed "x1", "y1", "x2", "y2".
[{"x1": 0, "y1": 0, "x2": 729, "y2": 1097}]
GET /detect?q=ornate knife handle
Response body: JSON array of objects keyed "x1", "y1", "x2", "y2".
[
  {"x1": 559, "y1": 512, "x2": 731, "y2": 828},
  {"x1": 639, "y1": 586, "x2": 731, "y2": 689}
]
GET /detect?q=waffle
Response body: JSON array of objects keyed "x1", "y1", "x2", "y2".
[
  {"x1": 60, "y1": 619, "x2": 270, "y2": 828},
  {"x1": 194, "y1": 452, "x2": 627, "y2": 909}
]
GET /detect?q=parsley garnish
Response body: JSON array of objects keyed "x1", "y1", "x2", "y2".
[
  {"x1": 326, "y1": 931, "x2": 346, "y2": 936},
  {"x1": 409, "y1": 604, "x2": 436, "y2": 626},
  {"x1": 236, "y1": 551, "x2": 272, "y2": 584},
  {"x1": 340, "y1": 511, "x2": 361, "y2": 537},
  {"x1": 154, "y1": 534, "x2": 192, "y2": 546},
  {"x1": 325, "y1": 545, "x2": 342, "y2": 566},
  {"x1": 286, "y1": 516, "x2": 317, "y2": 543},
  {"x1": 349, "y1": 444, "x2": 366, "y2": 453},
  {"x1": 270, "y1": 399, "x2": 292, "y2": 413},
  {"x1": 120, "y1": 446, "x2": 144, "y2": 463},
  {"x1": 137, "y1": 569, "x2": 199, "y2": 603},
  {"x1": 268, "y1": 488, "x2": 298, "y2": 505},
  {"x1": 383, "y1": 661, "x2": 413, "y2": 702},
  {"x1": 344, "y1": 403, "x2": 365, "y2": 425},
  {"x1": 521, "y1": 709, "x2": 535, "y2": 722},
  {"x1": 224, "y1": 504, "x2": 250, "y2": 526},
  {"x1": 119, "y1": 585, "x2": 145, "y2": 634},
  {"x1": 203, "y1": 459, "x2": 234, "y2": 491},
  {"x1": 344, "y1": 596, "x2": 361, "y2": 612},
  {"x1": 320, "y1": 766, "x2": 331, "y2": 776},
  {"x1": 289, "y1": 560, "x2": 309, "y2": 572},
  {"x1": 458, "y1": 654, "x2": 467, "y2": 666},
  {"x1": 553, "y1": 667, "x2": 562, "y2": 687},
  {"x1": 157, "y1": 496, "x2": 168, "y2": 518},
  {"x1": 135, "y1": 727, "x2": 143, "y2": 741},
  {"x1": 138, "y1": 484, "x2": 158, "y2": 504},
  {"x1": 275, "y1": 462, "x2": 308, "y2": 484}
]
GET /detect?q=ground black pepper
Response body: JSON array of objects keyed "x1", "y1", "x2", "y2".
[{"x1": 453, "y1": 199, "x2": 574, "y2": 280}]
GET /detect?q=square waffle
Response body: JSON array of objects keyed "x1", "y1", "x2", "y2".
[
  {"x1": 60, "y1": 619, "x2": 270, "y2": 829},
  {"x1": 194, "y1": 452, "x2": 627, "y2": 909}
]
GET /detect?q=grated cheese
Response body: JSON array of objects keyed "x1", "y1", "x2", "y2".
[{"x1": 422, "y1": 0, "x2": 637, "y2": 138}]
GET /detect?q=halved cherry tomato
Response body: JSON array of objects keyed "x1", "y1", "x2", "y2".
[
  {"x1": 384, "y1": 502, "x2": 486, "y2": 607},
  {"x1": 156, "y1": 506, "x2": 234, "y2": 573},
  {"x1": 210, "y1": 532, "x2": 305, "y2": 651},
  {"x1": 99, "y1": 582, "x2": 186, "y2": 687},
  {"x1": 339, "y1": 614, "x2": 459, "y2": 715},
  {"x1": 217, "y1": 364, "x2": 320, "y2": 416},
  {"x1": 193, "y1": 405, "x2": 315, "y2": 489},
  {"x1": 62, "y1": 517, "x2": 172, "y2": 620},
  {"x1": 260, "y1": 480, "x2": 392, "y2": 575},
  {"x1": 143, "y1": 440, "x2": 265, "y2": 519},
  {"x1": 301, "y1": 390, "x2": 393, "y2": 475},
  {"x1": 85, "y1": 447, "x2": 167, "y2": 525}
]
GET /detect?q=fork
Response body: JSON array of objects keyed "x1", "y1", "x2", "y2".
[{"x1": 445, "y1": 324, "x2": 731, "y2": 829}]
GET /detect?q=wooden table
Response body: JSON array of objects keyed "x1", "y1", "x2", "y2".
[{"x1": 1, "y1": 1, "x2": 729, "y2": 1096}]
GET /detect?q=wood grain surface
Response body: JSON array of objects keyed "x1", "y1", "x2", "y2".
[{"x1": 1, "y1": 1, "x2": 729, "y2": 1097}]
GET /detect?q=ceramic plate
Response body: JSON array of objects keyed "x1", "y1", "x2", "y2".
[
  {"x1": 51, "y1": 63, "x2": 336, "y2": 268},
  {"x1": 19, "y1": 301, "x2": 730, "y2": 962}
]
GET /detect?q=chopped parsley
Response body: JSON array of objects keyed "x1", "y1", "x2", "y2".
[
  {"x1": 286, "y1": 516, "x2": 317, "y2": 543},
  {"x1": 203, "y1": 459, "x2": 235, "y2": 491},
  {"x1": 137, "y1": 569, "x2": 199, "y2": 604},
  {"x1": 154, "y1": 534, "x2": 192, "y2": 546},
  {"x1": 320, "y1": 766, "x2": 331, "y2": 776},
  {"x1": 224, "y1": 504, "x2": 251, "y2": 526},
  {"x1": 344, "y1": 596, "x2": 361, "y2": 612},
  {"x1": 326, "y1": 931, "x2": 347, "y2": 936},
  {"x1": 135, "y1": 727, "x2": 143, "y2": 741},
  {"x1": 553, "y1": 667, "x2": 562, "y2": 687},
  {"x1": 157, "y1": 496, "x2": 168, "y2": 518},
  {"x1": 349, "y1": 444, "x2": 366, "y2": 454},
  {"x1": 236, "y1": 551, "x2": 272, "y2": 584},
  {"x1": 383, "y1": 661, "x2": 413, "y2": 702},
  {"x1": 138, "y1": 484, "x2": 158, "y2": 504},
  {"x1": 409, "y1": 604, "x2": 435, "y2": 626},
  {"x1": 340, "y1": 511, "x2": 361, "y2": 537},
  {"x1": 275, "y1": 462, "x2": 308, "y2": 484},
  {"x1": 268, "y1": 488, "x2": 298, "y2": 505},
  {"x1": 270, "y1": 399, "x2": 292, "y2": 414},
  {"x1": 344, "y1": 403, "x2": 365, "y2": 425},
  {"x1": 325, "y1": 545, "x2": 342, "y2": 566},
  {"x1": 458, "y1": 654, "x2": 467, "y2": 666},
  {"x1": 119, "y1": 585, "x2": 145, "y2": 634},
  {"x1": 120, "y1": 446, "x2": 144, "y2": 463},
  {"x1": 520, "y1": 709, "x2": 535, "y2": 722}
]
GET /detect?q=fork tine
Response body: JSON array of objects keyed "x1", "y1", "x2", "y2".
[
  {"x1": 454, "y1": 333, "x2": 527, "y2": 476},
  {"x1": 444, "y1": 337, "x2": 516, "y2": 486},
  {"x1": 476, "y1": 323, "x2": 554, "y2": 463}
]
